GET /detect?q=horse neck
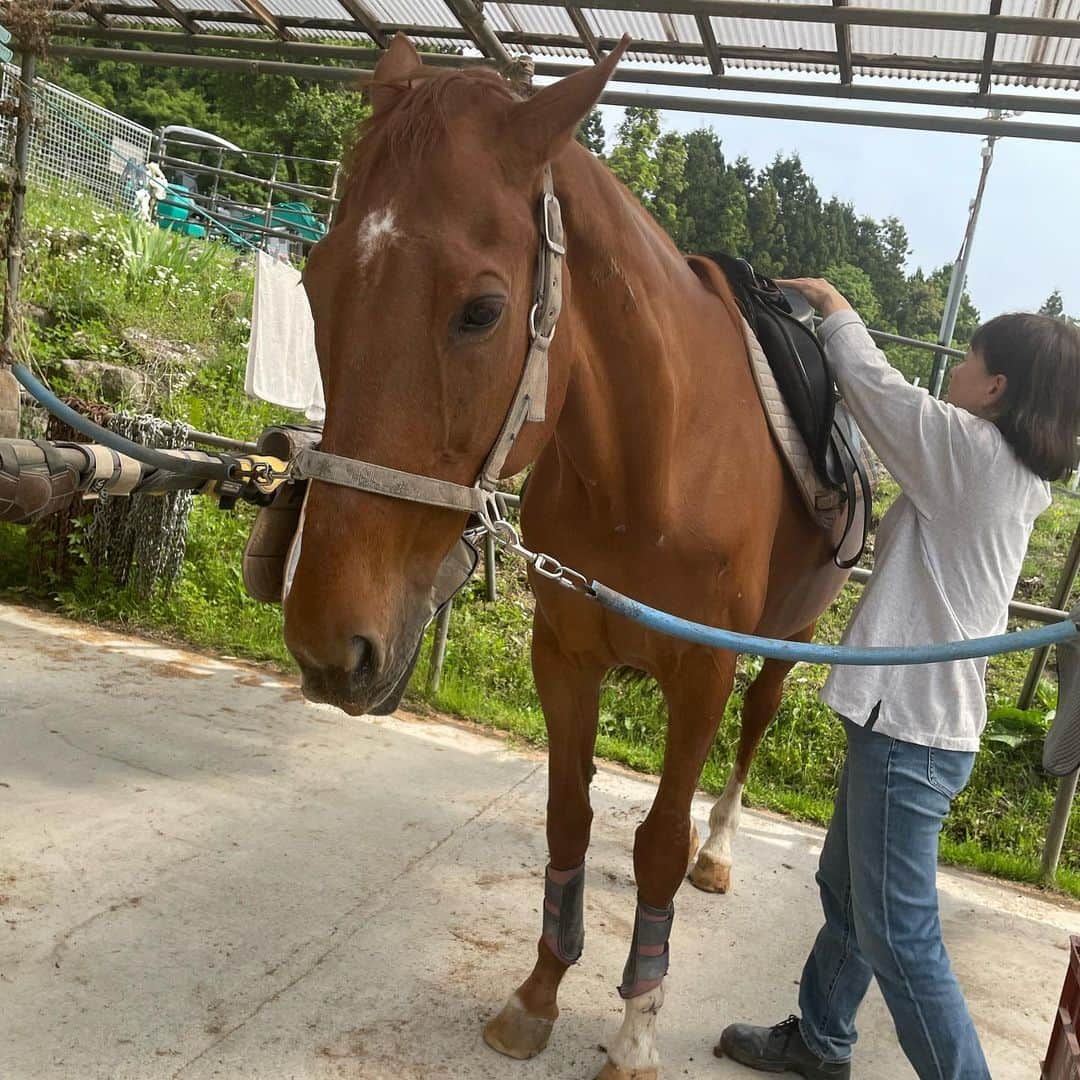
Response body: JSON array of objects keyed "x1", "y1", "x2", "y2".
[{"x1": 549, "y1": 151, "x2": 711, "y2": 519}]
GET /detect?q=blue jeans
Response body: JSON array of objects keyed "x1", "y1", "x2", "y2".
[{"x1": 798, "y1": 714, "x2": 990, "y2": 1080}]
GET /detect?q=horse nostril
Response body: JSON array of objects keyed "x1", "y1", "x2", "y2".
[{"x1": 350, "y1": 635, "x2": 376, "y2": 675}]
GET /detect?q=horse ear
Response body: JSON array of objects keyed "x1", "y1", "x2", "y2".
[
  {"x1": 503, "y1": 36, "x2": 630, "y2": 172},
  {"x1": 369, "y1": 33, "x2": 422, "y2": 114}
]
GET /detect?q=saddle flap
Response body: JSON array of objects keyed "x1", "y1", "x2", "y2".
[
  {"x1": 703, "y1": 252, "x2": 836, "y2": 474},
  {"x1": 700, "y1": 254, "x2": 875, "y2": 570}
]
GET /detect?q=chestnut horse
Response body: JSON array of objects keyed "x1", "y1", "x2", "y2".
[{"x1": 285, "y1": 35, "x2": 848, "y2": 1079}]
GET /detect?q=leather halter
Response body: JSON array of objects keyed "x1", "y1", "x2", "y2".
[{"x1": 289, "y1": 165, "x2": 565, "y2": 520}]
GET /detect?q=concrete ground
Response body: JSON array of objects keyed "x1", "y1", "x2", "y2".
[{"x1": 0, "y1": 602, "x2": 1074, "y2": 1080}]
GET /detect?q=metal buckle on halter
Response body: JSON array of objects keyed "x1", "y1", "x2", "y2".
[
  {"x1": 542, "y1": 191, "x2": 566, "y2": 257},
  {"x1": 528, "y1": 303, "x2": 556, "y2": 348},
  {"x1": 528, "y1": 301, "x2": 541, "y2": 341}
]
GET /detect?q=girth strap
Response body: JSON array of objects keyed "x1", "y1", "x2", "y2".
[{"x1": 618, "y1": 898, "x2": 674, "y2": 1000}]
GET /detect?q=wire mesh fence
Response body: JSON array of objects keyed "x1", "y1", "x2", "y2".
[
  {"x1": 1, "y1": 63, "x2": 152, "y2": 207},
  {"x1": 0, "y1": 68, "x2": 338, "y2": 254}
]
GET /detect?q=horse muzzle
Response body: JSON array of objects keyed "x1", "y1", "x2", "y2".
[
  {"x1": 297, "y1": 630, "x2": 421, "y2": 717},
  {"x1": 287, "y1": 537, "x2": 478, "y2": 716}
]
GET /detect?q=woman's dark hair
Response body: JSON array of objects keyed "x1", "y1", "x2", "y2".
[{"x1": 970, "y1": 312, "x2": 1080, "y2": 481}]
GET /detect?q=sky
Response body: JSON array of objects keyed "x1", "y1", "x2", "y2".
[{"x1": 592, "y1": 78, "x2": 1079, "y2": 321}]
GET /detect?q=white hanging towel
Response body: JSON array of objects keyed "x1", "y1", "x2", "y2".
[{"x1": 245, "y1": 250, "x2": 325, "y2": 423}]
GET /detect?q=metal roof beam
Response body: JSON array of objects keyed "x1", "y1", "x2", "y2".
[
  {"x1": 147, "y1": 0, "x2": 200, "y2": 33},
  {"x1": 596, "y1": 88, "x2": 1080, "y2": 142},
  {"x1": 334, "y1": 0, "x2": 389, "y2": 47},
  {"x1": 53, "y1": 0, "x2": 115, "y2": 27},
  {"x1": 52, "y1": 27, "x2": 1080, "y2": 99},
  {"x1": 442, "y1": 0, "x2": 516, "y2": 69},
  {"x1": 234, "y1": 0, "x2": 292, "y2": 40},
  {"x1": 65, "y1": 0, "x2": 1080, "y2": 37},
  {"x1": 83, "y1": 4, "x2": 113, "y2": 26},
  {"x1": 513, "y1": 0, "x2": 1080, "y2": 40},
  {"x1": 49, "y1": 42, "x2": 1080, "y2": 143},
  {"x1": 83, "y1": 4, "x2": 260, "y2": 17},
  {"x1": 566, "y1": 7, "x2": 601, "y2": 62},
  {"x1": 979, "y1": 0, "x2": 1003, "y2": 96},
  {"x1": 695, "y1": 14, "x2": 723, "y2": 76},
  {"x1": 833, "y1": 0, "x2": 852, "y2": 86}
]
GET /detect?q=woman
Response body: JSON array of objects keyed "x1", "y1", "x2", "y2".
[{"x1": 717, "y1": 280, "x2": 1080, "y2": 1080}]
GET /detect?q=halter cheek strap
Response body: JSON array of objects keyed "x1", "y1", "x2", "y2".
[{"x1": 478, "y1": 171, "x2": 564, "y2": 490}]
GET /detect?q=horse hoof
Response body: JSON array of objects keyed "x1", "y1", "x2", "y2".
[
  {"x1": 688, "y1": 850, "x2": 732, "y2": 894},
  {"x1": 594, "y1": 1060, "x2": 658, "y2": 1080},
  {"x1": 483, "y1": 995, "x2": 555, "y2": 1060}
]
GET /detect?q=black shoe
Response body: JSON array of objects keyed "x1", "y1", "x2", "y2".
[{"x1": 714, "y1": 1015, "x2": 851, "y2": 1078}]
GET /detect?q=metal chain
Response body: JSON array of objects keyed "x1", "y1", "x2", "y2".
[
  {"x1": 476, "y1": 491, "x2": 593, "y2": 595},
  {"x1": 87, "y1": 411, "x2": 194, "y2": 598}
]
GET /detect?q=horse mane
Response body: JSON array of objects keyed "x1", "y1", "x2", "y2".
[{"x1": 344, "y1": 68, "x2": 518, "y2": 193}]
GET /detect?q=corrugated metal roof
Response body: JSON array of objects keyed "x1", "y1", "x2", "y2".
[
  {"x1": 107, "y1": 13, "x2": 182, "y2": 27},
  {"x1": 52, "y1": 0, "x2": 1080, "y2": 92},
  {"x1": 262, "y1": 0, "x2": 352, "y2": 19},
  {"x1": 288, "y1": 25, "x2": 375, "y2": 40},
  {"x1": 195, "y1": 19, "x2": 273, "y2": 33},
  {"x1": 364, "y1": 0, "x2": 458, "y2": 29},
  {"x1": 168, "y1": 0, "x2": 245, "y2": 11}
]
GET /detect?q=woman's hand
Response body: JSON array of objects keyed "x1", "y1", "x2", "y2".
[{"x1": 777, "y1": 277, "x2": 853, "y2": 320}]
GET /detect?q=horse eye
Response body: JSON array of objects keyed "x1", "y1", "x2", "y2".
[{"x1": 459, "y1": 297, "x2": 504, "y2": 333}]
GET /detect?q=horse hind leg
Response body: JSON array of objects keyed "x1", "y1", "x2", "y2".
[
  {"x1": 689, "y1": 623, "x2": 815, "y2": 894},
  {"x1": 483, "y1": 618, "x2": 604, "y2": 1062}
]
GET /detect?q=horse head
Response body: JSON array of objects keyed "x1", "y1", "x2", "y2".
[{"x1": 284, "y1": 34, "x2": 628, "y2": 715}]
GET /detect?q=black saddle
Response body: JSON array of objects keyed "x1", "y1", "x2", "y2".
[{"x1": 705, "y1": 252, "x2": 872, "y2": 569}]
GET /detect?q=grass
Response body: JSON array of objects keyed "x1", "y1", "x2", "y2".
[{"x1": 2, "y1": 184, "x2": 1080, "y2": 900}]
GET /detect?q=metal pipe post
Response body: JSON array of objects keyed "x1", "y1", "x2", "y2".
[
  {"x1": 263, "y1": 155, "x2": 280, "y2": 235},
  {"x1": 866, "y1": 328, "x2": 964, "y2": 358},
  {"x1": 1027, "y1": 519, "x2": 1080, "y2": 886},
  {"x1": 1019, "y1": 517, "x2": 1080, "y2": 709},
  {"x1": 210, "y1": 146, "x2": 224, "y2": 215},
  {"x1": 485, "y1": 531, "x2": 497, "y2": 602},
  {"x1": 1, "y1": 50, "x2": 37, "y2": 438},
  {"x1": 929, "y1": 132, "x2": 996, "y2": 397},
  {"x1": 427, "y1": 600, "x2": 453, "y2": 696},
  {"x1": 1042, "y1": 768, "x2": 1080, "y2": 884},
  {"x1": 328, "y1": 161, "x2": 343, "y2": 226}
]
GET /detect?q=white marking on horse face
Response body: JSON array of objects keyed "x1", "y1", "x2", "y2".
[
  {"x1": 606, "y1": 983, "x2": 664, "y2": 1071},
  {"x1": 356, "y1": 206, "x2": 400, "y2": 271}
]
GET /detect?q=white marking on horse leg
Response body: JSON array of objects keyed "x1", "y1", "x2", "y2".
[
  {"x1": 689, "y1": 771, "x2": 744, "y2": 892},
  {"x1": 704, "y1": 771, "x2": 744, "y2": 865},
  {"x1": 606, "y1": 984, "x2": 664, "y2": 1074},
  {"x1": 355, "y1": 206, "x2": 400, "y2": 271}
]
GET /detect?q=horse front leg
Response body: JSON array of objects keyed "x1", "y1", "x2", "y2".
[
  {"x1": 597, "y1": 650, "x2": 736, "y2": 1080},
  {"x1": 483, "y1": 614, "x2": 604, "y2": 1061},
  {"x1": 690, "y1": 623, "x2": 814, "y2": 894}
]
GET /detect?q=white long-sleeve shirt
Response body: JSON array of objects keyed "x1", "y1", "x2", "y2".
[{"x1": 818, "y1": 309, "x2": 1052, "y2": 751}]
